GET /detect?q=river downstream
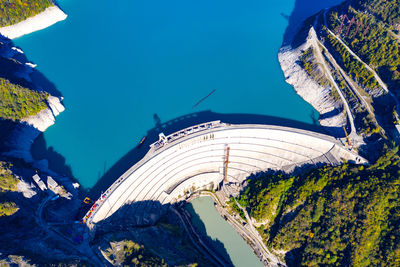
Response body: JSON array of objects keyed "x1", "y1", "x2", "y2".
[{"x1": 187, "y1": 197, "x2": 264, "y2": 266}]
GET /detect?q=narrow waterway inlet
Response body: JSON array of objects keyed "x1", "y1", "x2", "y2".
[{"x1": 186, "y1": 196, "x2": 264, "y2": 267}]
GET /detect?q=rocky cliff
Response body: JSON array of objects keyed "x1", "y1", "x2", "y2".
[
  {"x1": 278, "y1": 27, "x2": 347, "y2": 137},
  {"x1": 0, "y1": 37, "x2": 65, "y2": 163}
]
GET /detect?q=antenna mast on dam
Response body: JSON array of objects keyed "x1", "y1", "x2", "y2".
[{"x1": 224, "y1": 146, "x2": 230, "y2": 183}]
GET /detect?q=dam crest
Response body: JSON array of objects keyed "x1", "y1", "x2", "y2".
[{"x1": 84, "y1": 121, "x2": 366, "y2": 228}]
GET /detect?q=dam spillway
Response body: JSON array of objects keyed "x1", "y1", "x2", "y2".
[{"x1": 84, "y1": 121, "x2": 366, "y2": 228}]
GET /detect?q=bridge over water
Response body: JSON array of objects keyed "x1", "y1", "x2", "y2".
[{"x1": 84, "y1": 121, "x2": 366, "y2": 228}]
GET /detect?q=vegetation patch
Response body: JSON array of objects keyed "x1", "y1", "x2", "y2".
[
  {"x1": 323, "y1": 28, "x2": 379, "y2": 90},
  {"x1": 237, "y1": 173, "x2": 294, "y2": 225},
  {"x1": 0, "y1": 78, "x2": 48, "y2": 121},
  {"x1": 237, "y1": 145, "x2": 400, "y2": 265},
  {"x1": 0, "y1": 162, "x2": 19, "y2": 192},
  {"x1": 327, "y1": 2, "x2": 400, "y2": 92},
  {"x1": 299, "y1": 47, "x2": 332, "y2": 89},
  {"x1": 299, "y1": 47, "x2": 316, "y2": 76},
  {"x1": 350, "y1": 0, "x2": 400, "y2": 30},
  {"x1": 102, "y1": 239, "x2": 168, "y2": 266},
  {"x1": 0, "y1": 201, "x2": 18, "y2": 217},
  {"x1": 0, "y1": 0, "x2": 53, "y2": 27},
  {"x1": 227, "y1": 197, "x2": 247, "y2": 221}
]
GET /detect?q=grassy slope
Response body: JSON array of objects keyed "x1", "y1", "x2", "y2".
[
  {"x1": 0, "y1": 201, "x2": 18, "y2": 216},
  {"x1": 237, "y1": 146, "x2": 400, "y2": 266},
  {"x1": 0, "y1": 0, "x2": 53, "y2": 27},
  {"x1": 0, "y1": 162, "x2": 19, "y2": 217},
  {"x1": 350, "y1": 0, "x2": 400, "y2": 26},
  {"x1": 0, "y1": 161, "x2": 19, "y2": 192},
  {"x1": 0, "y1": 78, "x2": 48, "y2": 121}
]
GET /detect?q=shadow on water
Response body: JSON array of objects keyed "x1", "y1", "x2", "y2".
[
  {"x1": 88, "y1": 110, "x2": 326, "y2": 199},
  {"x1": 0, "y1": 57, "x2": 32, "y2": 89},
  {"x1": 281, "y1": 0, "x2": 345, "y2": 46},
  {"x1": 30, "y1": 70, "x2": 63, "y2": 97},
  {"x1": 185, "y1": 201, "x2": 235, "y2": 266},
  {"x1": 0, "y1": 37, "x2": 65, "y2": 167},
  {"x1": 0, "y1": 36, "x2": 63, "y2": 96},
  {"x1": 31, "y1": 133, "x2": 74, "y2": 179}
]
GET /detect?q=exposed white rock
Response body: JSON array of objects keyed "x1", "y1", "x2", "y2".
[
  {"x1": 11, "y1": 47, "x2": 23, "y2": 54},
  {"x1": 21, "y1": 96, "x2": 65, "y2": 132},
  {"x1": 17, "y1": 179, "x2": 37, "y2": 198},
  {"x1": 47, "y1": 95, "x2": 65, "y2": 117},
  {"x1": 25, "y1": 62, "x2": 37, "y2": 68},
  {"x1": 0, "y1": 42, "x2": 20, "y2": 58},
  {"x1": 4, "y1": 96, "x2": 65, "y2": 162},
  {"x1": 0, "y1": 6, "x2": 67, "y2": 39},
  {"x1": 278, "y1": 31, "x2": 346, "y2": 136}
]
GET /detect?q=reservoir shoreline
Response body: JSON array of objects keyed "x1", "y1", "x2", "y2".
[{"x1": 0, "y1": 5, "x2": 67, "y2": 39}]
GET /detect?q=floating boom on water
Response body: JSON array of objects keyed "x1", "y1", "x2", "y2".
[{"x1": 192, "y1": 89, "x2": 216, "y2": 109}]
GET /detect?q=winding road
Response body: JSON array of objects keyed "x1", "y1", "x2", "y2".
[
  {"x1": 308, "y1": 26, "x2": 357, "y2": 137},
  {"x1": 323, "y1": 11, "x2": 400, "y2": 114}
]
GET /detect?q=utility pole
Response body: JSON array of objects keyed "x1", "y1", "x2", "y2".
[
  {"x1": 338, "y1": 14, "x2": 349, "y2": 35},
  {"x1": 353, "y1": 20, "x2": 363, "y2": 38},
  {"x1": 346, "y1": 17, "x2": 355, "y2": 37}
]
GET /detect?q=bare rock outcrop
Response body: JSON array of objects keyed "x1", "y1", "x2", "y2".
[
  {"x1": 0, "y1": 6, "x2": 67, "y2": 39},
  {"x1": 21, "y1": 95, "x2": 65, "y2": 132},
  {"x1": 278, "y1": 29, "x2": 346, "y2": 136}
]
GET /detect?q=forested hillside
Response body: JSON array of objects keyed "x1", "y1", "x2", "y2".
[
  {"x1": 0, "y1": 0, "x2": 53, "y2": 27},
  {"x1": 327, "y1": 0, "x2": 400, "y2": 93},
  {"x1": 0, "y1": 162, "x2": 19, "y2": 217},
  {"x1": 0, "y1": 77, "x2": 48, "y2": 121},
  {"x1": 350, "y1": 0, "x2": 400, "y2": 27},
  {"x1": 0, "y1": 43, "x2": 48, "y2": 121},
  {"x1": 237, "y1": 146, "x2": 400, "y2": 266}
]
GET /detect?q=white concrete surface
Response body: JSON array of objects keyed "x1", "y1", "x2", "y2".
[{"x1": 85, "y1": 122, "x2": 366, "y2": 227}]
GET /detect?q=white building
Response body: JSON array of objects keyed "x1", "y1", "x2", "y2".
[{"x1": 32, "y1": 174, "x2": 47, "y2": 191}]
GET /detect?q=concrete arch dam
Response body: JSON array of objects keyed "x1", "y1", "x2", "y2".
[{"x1": 85, "y1": 121, "x2": 366, "y2": 227}]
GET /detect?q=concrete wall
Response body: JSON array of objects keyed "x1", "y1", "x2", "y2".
[{"x1": 86, "y1": 122, "x2": 366, "y2": 227}]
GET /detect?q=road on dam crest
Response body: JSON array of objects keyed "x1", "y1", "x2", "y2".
[{"x1": 84, "y1": 121, "x2": 366, "y2": 228}]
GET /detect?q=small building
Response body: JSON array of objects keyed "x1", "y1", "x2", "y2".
[
  {"x1": 46, "y1": 176, "x2": 58, "y2": 190},
  {"x1": 32, "y1": 174, "x2": 47, "y2": 191}
]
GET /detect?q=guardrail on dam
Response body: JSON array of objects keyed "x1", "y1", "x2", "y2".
[{"x1": 84, "y1": 121, "x2": 366, "y2": 228}]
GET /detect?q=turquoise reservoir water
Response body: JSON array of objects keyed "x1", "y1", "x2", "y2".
[
  {"x1": 187, "y1": 196, "x2": 264, "y2": 267},
  {"x1": 13, "y1": 0, "x2": 342, "y2": 188}
]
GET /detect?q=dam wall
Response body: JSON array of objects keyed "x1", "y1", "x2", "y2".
[{"x1": 85, "y1": 121, "x2": 366, "y2": 228}]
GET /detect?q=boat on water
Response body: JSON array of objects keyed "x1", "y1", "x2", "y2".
[
  {"x1": 139, "y1": 136, "x2": 146, "y2": 144},
  {"x1": 136, "y1": 136, "x2": 146, "y2": 148}
]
